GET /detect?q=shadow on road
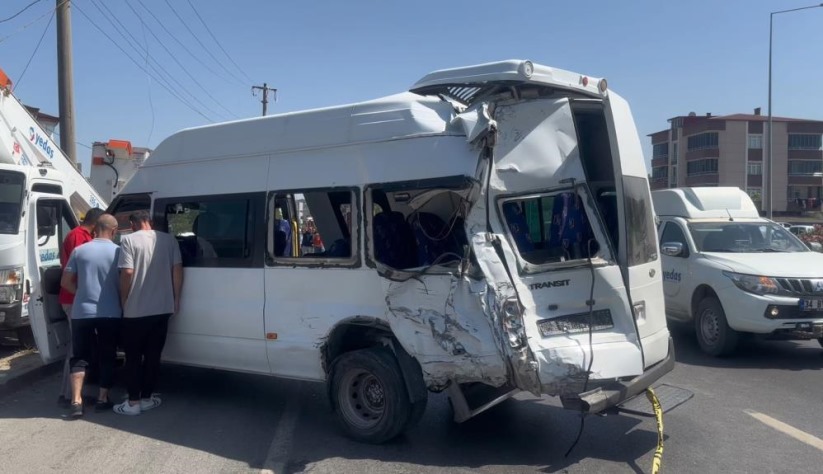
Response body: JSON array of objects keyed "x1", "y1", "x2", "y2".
[
  {"x1": 670, "y1": 322, "x2": 823, "y2": 371},
  {"x1": 0, "y1": 362, "x2": 665, "y2": 473}
]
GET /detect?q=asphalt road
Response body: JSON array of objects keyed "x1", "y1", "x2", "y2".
[{"x1": 1, "y1": 329, "x2": 822, "y2": 473}]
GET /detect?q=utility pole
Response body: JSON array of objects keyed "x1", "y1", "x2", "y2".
[
  {"x1": 56, "y1": 0, "x2": 77, "y2": 165},
  {"x1": 251, "y1": 83, "x2": 277, "y2": 116}
]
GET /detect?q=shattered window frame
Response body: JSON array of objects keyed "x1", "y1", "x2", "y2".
[{"x1": 497, "y1": 187, "x2": 612, "y2": 274}]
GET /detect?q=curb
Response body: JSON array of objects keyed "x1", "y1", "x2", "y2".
[{"x1": 0, "y1": 352, "x2": 61, "y2": 398}]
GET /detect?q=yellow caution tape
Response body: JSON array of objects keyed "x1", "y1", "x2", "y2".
[{"x1": 646, "y1": 387, "x2": 664, "y2": 474}]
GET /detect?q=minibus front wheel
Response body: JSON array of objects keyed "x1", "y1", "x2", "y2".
[{"x1": 329, "y1": 347, "x2": 413, "y2": 443}]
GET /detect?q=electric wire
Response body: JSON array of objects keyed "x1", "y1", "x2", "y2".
[
  {"x1": 135, "y1": 0, "x2": 237, "y2": 86},
  {"x1": 0, "y1": 0, "x2": 66, "y2": 44},
  {"x1": 87, "y1": 0, "x2": 228, "y2": 122},
  {"x1": 13, "y1": 10, "x2": 53, "y2": 91},
  {"x1": 139, "y1": 19, "x2": 155, "y2": 146},
  {"x1": 0, "y1": 0, "x2": 42, "y2": 24},
  {"x1": 162, "y1": 0, "x2": 247, "y2": 86},
  {"x1": 185, "y1": 0, "x2": 253, "y2": 83},
  {"x1": 120, "y1": 0, "x2": 239, "y2": 120},
  {"x1": 72, "y1": 2, "x2": 214, "y2": 122}
]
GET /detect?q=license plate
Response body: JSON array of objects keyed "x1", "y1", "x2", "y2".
[{"x1": 799, "y1": 299, "x2": 823, "y2": 311}]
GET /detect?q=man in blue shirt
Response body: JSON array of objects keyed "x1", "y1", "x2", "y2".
[{"x1": 60, "y1": 214, "x2": 122, "y2": 418}]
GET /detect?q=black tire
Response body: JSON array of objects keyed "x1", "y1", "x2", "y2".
[
  {"x1": 329, "y1": 347, "x2": 412, "y2": 444},
  {"x1": 15, "y1": 326, "x2": 35, "y2": 349},
  {"x1": 695, "y1": 297, "x2": 738, "y2": 356}
]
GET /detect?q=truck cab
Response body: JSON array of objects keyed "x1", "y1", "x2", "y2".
[{"x1": 653, "y1": 187, "x2": 823, "y2": 356}]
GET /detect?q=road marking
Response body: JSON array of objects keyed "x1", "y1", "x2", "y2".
[
  {"x1": 261, "y1": 383, "x2": 302, "y2": 474},
  {"x1": 745, "y1": 410, "x2": 823, "y2": 452}
]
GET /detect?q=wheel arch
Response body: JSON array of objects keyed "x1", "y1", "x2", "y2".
[{"x1": 691, "y1": 284, "x2": 719, "y2": 319}]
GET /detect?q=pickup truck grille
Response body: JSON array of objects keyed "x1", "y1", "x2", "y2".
[{"x1": 776, "y1": 278, "x2": 823, "y2": 296}]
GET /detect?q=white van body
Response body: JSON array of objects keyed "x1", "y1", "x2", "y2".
[
  {"x1": 0, "y1": 75, "x2": 106, "y2": 344},
  {"x1": 653, "y1": 187, "x2": 823, "y2": 356},
  {"x1": 32, "y1": 60, "x2": 673, "y2": 442}
]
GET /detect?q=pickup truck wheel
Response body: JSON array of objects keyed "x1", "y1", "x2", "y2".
[
  {"x1": 695, "y1": 297, "x2": 738, "y2": 356},
  {"x1": 329, "y1": 347, "x2": 411, "y2": 444}
]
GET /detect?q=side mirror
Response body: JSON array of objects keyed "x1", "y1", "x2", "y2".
[{"x1": 661, "y1": 242, "x2": 684, "y2": 257}]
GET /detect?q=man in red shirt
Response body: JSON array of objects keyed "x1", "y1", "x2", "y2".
[{"x1": 57, "y1": 208, "x2": 104, "y2": 407}]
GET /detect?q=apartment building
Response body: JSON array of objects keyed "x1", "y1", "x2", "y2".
[{"x1": 649, "y1": 109, "x2": 823, "y2": 214}]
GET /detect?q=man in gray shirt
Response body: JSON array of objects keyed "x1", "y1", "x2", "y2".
[{"x1": 113, "y1": 211, "x2": 183, "y2": 416}]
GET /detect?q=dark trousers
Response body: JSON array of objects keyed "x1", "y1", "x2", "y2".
[
  {"x1": 122, "y1": 314, "x2": 171, "y2": 401},
  {"x1": 70, "y1": 318, "x2": 120, "y2": 390}
]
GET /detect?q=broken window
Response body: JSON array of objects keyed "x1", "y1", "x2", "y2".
[
  {"x1": 368, "y1": 177, "x2": 471, "y2": 271},
  {"x1": 501, "y1": 191, "x2": 600, "y2": 265},
  {"x1": 269, "y1": 188, "x2": 358, "y2": 264}
]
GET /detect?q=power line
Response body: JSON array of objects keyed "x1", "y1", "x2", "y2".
[
  {"x1": 0, "y1": 0, "x2": 65, "y2": 44},
  {"x1": 0, "y1": 0, "x2": 42, "y2": 24},
  {"x1": 135, "y1": 0, "x2": 238, "y2": 86},
  {"x1": 119, "y1": 0, "x2": 239, "y2": 119},
  {"x1": 85, "y1": 0, "x2": 227, "y2": 121},
  {"x1": 72, "y1": 2, "x2": 215, "y2": 122},
  {"x1": 185, "y1": 0, "x2": 253, "y2": 83},
  {"x1": 139, "y1": 19, "x2": 155, "y2": 146},
  {"x1": 14, "y1": 10, "x2": 53, "y2": 91},
  {"x1": 162, "y1": 0, "x2": 247, "y2": 86}
]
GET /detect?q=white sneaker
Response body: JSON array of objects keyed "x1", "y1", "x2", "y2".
[
  {"x1": 140, "y1": 394, "x2": 162, "y2": 411},
  {"x1": 113, "y1": 401, "x2": 141, "y2": 416}
]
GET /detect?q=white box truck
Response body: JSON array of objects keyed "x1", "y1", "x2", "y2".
[
  {"x1": 33, "y1": 60, "x2": 674, "y2": 442},
  {"x1": 0, "y1": 69, "x2": 106, "y2": 346},
  {"x1": 654, "y1": 187, "x2": 823, "y2": 356}
]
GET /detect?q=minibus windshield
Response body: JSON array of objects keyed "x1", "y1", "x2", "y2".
[
  {"x1": 0, "y1": 171, "x2": 25, "y2": 235},
  {"x1": 689, "y1": 221, "x2": 808, "y2": 253}
]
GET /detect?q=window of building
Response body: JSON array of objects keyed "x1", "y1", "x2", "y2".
[
  {"x1": 652, "y1": 166, "x2": 668, "y2": 180},
  {"x1": 746, "y1": 187, "x2": 762, "y2": 201},
  {"x1": 652, "y1": 143, "x2": 669, "y2": 159},
  {"x1": 747, "y1": 134, "x2": 763, "y2": 149},
  {"x1": 686, "y1": 159, "x2": 718, "y2": 176},
  {"x1": 747, "y1": 162, "x2": 762, "y2": 175},
  {"x1": 157, "y1": 193, "x2": 263, "y2": 268},
  {"x1": 660, "y1": 222, "x2": 689, "y2": 258},
  {"x1": 672, "y1": 142, "x2": 678, "y2": 164},
  {"x1": 788, "y1": 160, "x2": 823, "y2": 176},
  {"x1": 501, "y1": 191, "x2": 601, "y2": 266},
  {"x1": 687, "y1": 132, "x2": 719, "y2": 151},
  {"x1": 788, "y1": 134, "x2": 822, "y2": 150},
  {"x1": 270, "y1": 188, "x2": 358, "y2": 265},
  {"x1": 670, "y1": 166, "x2": 678, "y2": 186}
]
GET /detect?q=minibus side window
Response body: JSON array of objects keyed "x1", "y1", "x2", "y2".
[
  {"x1": 501, "y1": 192, "x2": 600, "y2": 265},
  {"x1": 623, "y1": 176, "x2": 659, "y2": 265},
  {"x1": 156, "y1": 193, "x2": 263, "y2": 268},
  {"x1": 268, "y1": 188, "x2": 358, "y2": 265}
]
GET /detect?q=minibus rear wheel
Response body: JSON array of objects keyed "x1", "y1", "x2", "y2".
[
  {"x1": 695, "y1": 297, "x2": 738, "y2": 357},
  {"x1": 329, "y1": 347, "x2": 412, "y2": 443}
]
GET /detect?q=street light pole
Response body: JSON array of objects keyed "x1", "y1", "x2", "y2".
[{"x1": 767, "y1": 3, "x2": 823, "y2": 220}]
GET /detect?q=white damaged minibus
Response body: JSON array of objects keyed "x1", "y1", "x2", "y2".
[{"x1": 31, "y1": 60, "x2": 673, "y2": 443}]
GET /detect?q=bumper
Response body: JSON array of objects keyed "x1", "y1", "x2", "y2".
[
  {"x1": 0, "y1": 300, "x2": 26, "y2": 330},
  {"x1": 717, "y1": 286, "x2": 823, "y2": 334},
  {"x1": 561, "y1": 336, "x2": 675, "y2": 414}
]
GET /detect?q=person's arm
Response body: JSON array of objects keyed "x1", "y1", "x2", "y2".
[
  {"x1": 172, "y1": 263, "x2": 183, "y2": 314},
  {"x1": 119, "y1": 269, "x2": 134, "y2": 309},
  {"x1": 60, "y1": 270, "x2": 77, "y2": 294}
]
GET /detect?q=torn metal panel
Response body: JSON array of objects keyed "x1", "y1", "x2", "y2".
[
  {"x1": 383, "y1": 273, "x2": 508, "y2": 390},
  {"x1": 452, "y1": 103, "x2": 497, "y2": 148}
]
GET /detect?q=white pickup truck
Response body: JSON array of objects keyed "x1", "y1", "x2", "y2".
[{"x1": 653, "y1": 187, "x2": 823, "y2": 356}]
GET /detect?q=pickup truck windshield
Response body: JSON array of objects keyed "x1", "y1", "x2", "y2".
[
  {"x1": 689, "y1": 221, "x2": 807, "y2": 253},
  {"x1": 0, "y1": 171, "x2": 25, "y2": 235}
]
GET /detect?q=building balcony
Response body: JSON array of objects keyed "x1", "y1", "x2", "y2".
[
  {"x1": 685, "y1": 174, "x2": 719, "y2": 186},
  {"x1": 747, "y1": 175, "x2": 763, "y2": 186},
  {"x1": 651, "y1": 157, "x2": 669, "y2": 167},
  {"x1": 685, "y1": 147, "x2": 720, "y2": 160},
  {"x1": 787, "y1": 149, "x2": 823, "y2": 160},
  {"x1": 748, "y1": 149, "x2": 762, "y2": 161}
]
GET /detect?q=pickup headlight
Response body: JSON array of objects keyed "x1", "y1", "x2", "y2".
[
  {"x1": 722, "y1": 271, "x2": 780, "y2": 295},
  {"x1": 0, "y1": 267, "x2": 24, "y2": 304}
]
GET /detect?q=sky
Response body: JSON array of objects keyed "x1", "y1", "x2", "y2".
[{"x1": 1, "y1": 0, "x2": 823, "y2": 174}]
